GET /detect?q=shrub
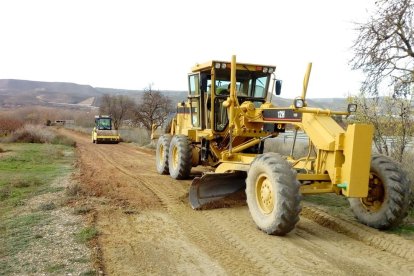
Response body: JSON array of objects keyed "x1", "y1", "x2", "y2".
[
  {"x1": 38, "y1": 202, "x2": 56, "y2": 211},
  {"x1": 119, "y1": 127, "x2": 150, "y2": 145},
  {"x1": 0, "y1": 118, "x2": 24, "y2": 136},
  {"x1": 6, "y1": 125, "x2": 54, "y2": 143},
  {"x1": 66, "y1": 183, "x2": 83, "y2": 197},
  {"x1": 10, "y1": 176, "x2": 42, "y2": 188},
  {"x1": 75, "y1": 227, "x2": 98, "y2": 243},
  {"x1": 0, "y1": 185, "x2": 11, "y2": 200},
  {"x1": 73, "y1": 205, "x2": 92, "y2": 215},
  {"x1": 4, "y1": 124, "x2": 75, "y2": 147},
  {"x1": 51, "y1": 134, "x2": 76, "y2": 147}
]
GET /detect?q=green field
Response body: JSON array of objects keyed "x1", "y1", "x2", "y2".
[
  {"x1": 0, "y1": 143, "x2": 74, "y2": 210},
  {"x1": 0, "y1": 143, "x2": 76, "y2": 273}
]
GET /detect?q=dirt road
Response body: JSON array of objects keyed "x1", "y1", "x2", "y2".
[{"x1": 61, "y1": 129, "x2": 414, "y2": 275}]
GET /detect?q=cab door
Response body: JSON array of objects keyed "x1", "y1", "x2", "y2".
[{"x1": 188, "y1": 73, "x2": 203, "y2": 129}]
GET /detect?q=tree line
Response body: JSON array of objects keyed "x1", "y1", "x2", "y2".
[{"x1": 99, "y1": 84, "x2": 174, "y2": 133}]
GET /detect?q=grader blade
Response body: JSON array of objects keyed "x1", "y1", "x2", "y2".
[{"x1": 189, "y1": 172, "x2": 246, "y2": 209}]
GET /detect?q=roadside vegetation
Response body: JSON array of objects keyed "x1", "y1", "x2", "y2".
[{"x1": 0, "y1": 123, "x2": 94, "y2": 275}]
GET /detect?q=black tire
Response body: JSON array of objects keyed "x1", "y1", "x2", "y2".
[
  {"x1": 246, "y1": 153, "x2": 301, "y2": 235},
  {"x1": 348, "y1": 154, "x2": 411, "y2": 229},
  {"x1": 168, "y1": 135, "x2": 192, "y2": 179},
  {"x1": 156, "y1": 134, "x2": 172, "y2": 175}
]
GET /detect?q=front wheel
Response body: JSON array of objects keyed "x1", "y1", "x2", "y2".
[
  {"x1": 348, "y1": 154, "x2": 411, "y2": 229},
  {"x1": 246, "y1": 153, "x2": 301, "y2": 235},
  {"x1": 168, "y1": 135, "x2": 192, "y2": 179}
]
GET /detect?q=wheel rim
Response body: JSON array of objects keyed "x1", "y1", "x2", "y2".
[
  {"x1": 360, "y1": 172, "x2": 385, "y2": 212},
  {"x1": 172, "y1": 145, "x2": 179, "y2": 169},
  {"x1": 158, "y1": 144, "x2": 164, "y2": 165},
  {"x1": 255, "y1": 173, "x2": 274, "y2": 214}
]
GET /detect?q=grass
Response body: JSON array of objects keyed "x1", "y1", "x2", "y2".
[
  {"x1": 0, "y1": 142, "x2": 76, "y2": 273},
  {"x1": 75, "y1": 226, "x2": 98, "y2": 243},
  {"x1": 45, "y1": 263, "x2": 66, "y2": 273},
  {"x1": 0, "y1": 143, "x2": 73, "y2": 208},
  {"x1": 0, "y1": 213, "x2": 50, "y2": 257}
]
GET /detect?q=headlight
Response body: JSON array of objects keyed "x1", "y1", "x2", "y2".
[
  {"x1": 347, "y1": 104, "x2": 357, "y2": 112},
  {"x1": 294, "y1": 98, "x2": 304, "y2": 108},
  {"x1": 263, "y1": 67, "x2": 268, "y2": 73}
]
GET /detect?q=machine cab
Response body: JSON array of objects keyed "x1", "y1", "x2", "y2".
[
  {"x1": 95, "y1": 115, "x2": 113, "y2": 130},
  {"x1": 188, "y1": 61, "x2": 276, "y2": 133}
]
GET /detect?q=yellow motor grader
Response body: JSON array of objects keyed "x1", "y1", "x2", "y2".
[
  {"x1": 154, "y1": 55, "x2": 411, "y2": 235},
  {"x1": 92, "y1": 115, "x2": 120, "y2": 144}
]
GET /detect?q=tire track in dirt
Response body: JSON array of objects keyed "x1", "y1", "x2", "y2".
[
  {"x1": 301, "y1": 206, "x2": 414, "y2": 262},
  {"x1": 92, "y1": 149, "x2": 267, "y2": 274},
  {"x1": 294, "y1": 219, "x2": 414, "y2": 275},
  {"x1": 208, "y1": 208, "x2": 365, "y2": 275}
]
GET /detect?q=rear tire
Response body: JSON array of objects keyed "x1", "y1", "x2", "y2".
[
  {"x1": 168, "y1": 135, "x2": 192, "y2": 179},
  {"x1": 246, "y1": 153, "x2": 301, "y2": 235},
  {"x1": 156, "y1": 134, "x2": 172, "y2": 175},
  {"x1": 349, "y1": 154, "x2": 411, "y2": 229}
]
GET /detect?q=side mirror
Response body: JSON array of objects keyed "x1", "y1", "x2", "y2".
[{"x1": 275, "y1": 80, "x2": 282, "y2": 96}]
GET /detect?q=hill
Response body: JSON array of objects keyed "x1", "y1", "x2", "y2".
[
  {"x1": 0, "y1": 79, "x2": 187, "y2": 108},
  {"x1": 0, "y1": 79, "x2": 348, "y2": 110},
  {"x1": 0, "y1": 79, "x2": 101, "y2": 108}
]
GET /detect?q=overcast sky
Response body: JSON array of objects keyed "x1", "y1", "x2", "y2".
[{"x1": 0, "y1": 0, "x2": 375, "y2": 98}]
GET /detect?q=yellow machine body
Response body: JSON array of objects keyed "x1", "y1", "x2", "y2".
[{"x1": 163, "y1": 56, "x2": 373, "y2": 200}]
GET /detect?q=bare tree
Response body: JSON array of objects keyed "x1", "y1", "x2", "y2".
[
  {"x1": 350, "y1": 93, "x2": 413, "y2": 162},
  {"x1": 99, "y1": 94, "x2": 135, "y2": 130},
  {"x1": 351, "y1": 0, "x2": 414, "y2": 95},
  {"x1": 134, "y1": 85, "x2": 173, "y2": 132},
  {"x1": 350, "y1": 0, "x2": 414, "y2": 162}
]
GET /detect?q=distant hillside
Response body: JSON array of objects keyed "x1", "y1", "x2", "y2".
[
  {"x1": 0, "y1": 79, "x2": 348, "y2": 110},
  {"x1": 94, "y1": 87, "x2": 188, "y2": 105},
  {"x1": 0, "y1": 79, "x2": 101, "y2": 108}
]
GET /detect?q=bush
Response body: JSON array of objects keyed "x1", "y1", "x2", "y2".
[
  {"x1": 75, "y1": 227, "x2": 98, "y2": 243},
  {"x1": 6, "y1": 125, "x2": 54, "y2": 143},
  {"x1": 51, "y1": 135, "x2": 76, "y2": 147},
  {"x1": 3, "y1": 124, "x2": 75, "y2": 146},
  {"x1": 119, "y1": 127, "x2": 150, "y2": 145},
  {"x1": 65, "y1": 183, "x2": 83, "y2": 197},
  {"x1": 0, "y1": 118, "x2": 24, "y2": 136}
]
